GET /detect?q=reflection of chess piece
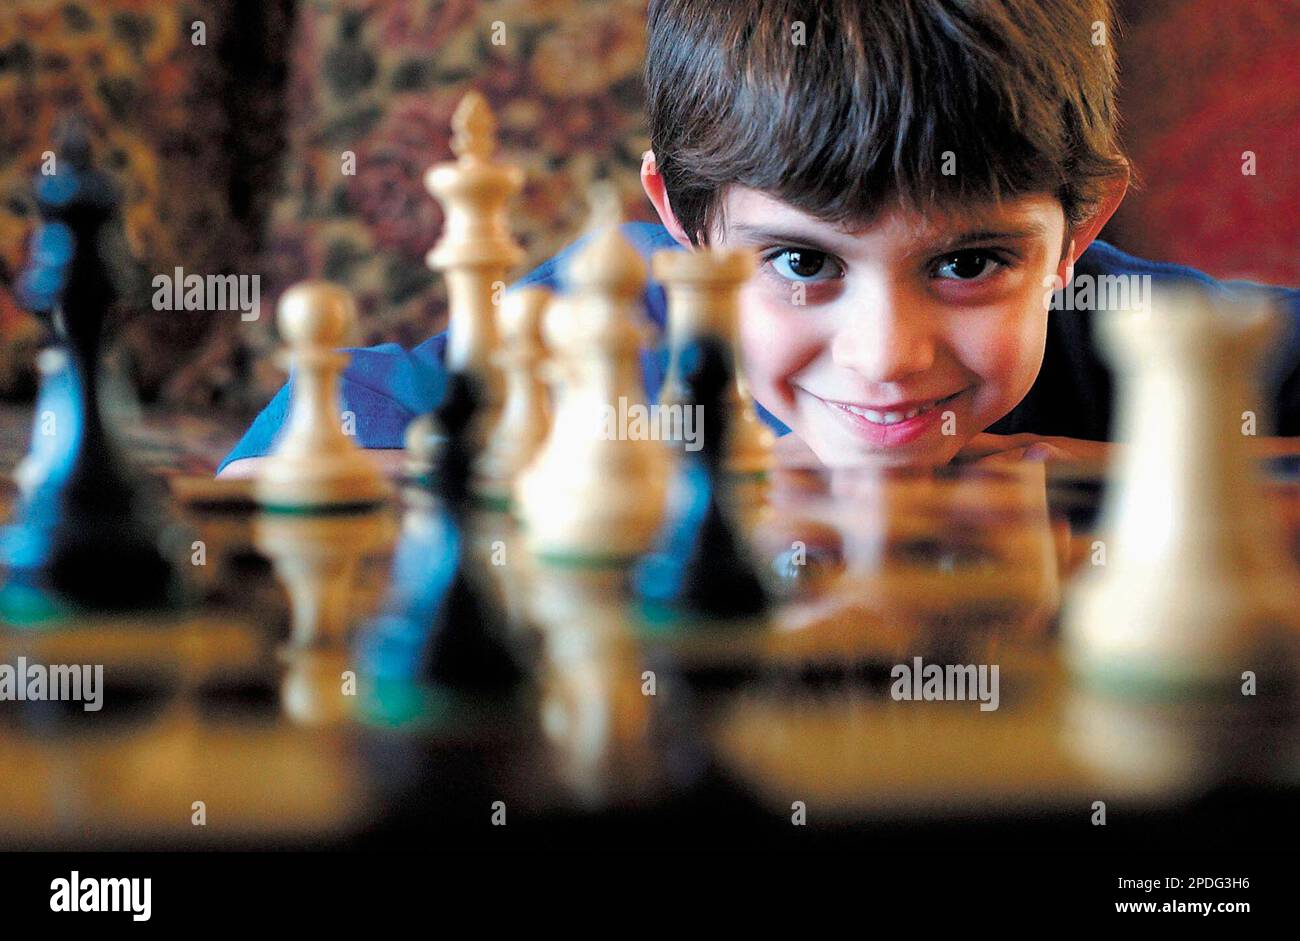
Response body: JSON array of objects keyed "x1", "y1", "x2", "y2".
[
  {"x1": 254, "y1": 511, "x2": 393, "y2": 650},
  {"x1": 278, "y1": 648, "x2": 352, "y2": 728},
  {"x1": 529, "y1": 566, "x2": 667, "y2": 806},
  {"x1": 408, "y1": 92, "x2": 524, "y2": 480},
  {"x1": 1, "y1": 121, "x2": 185, "y2": 617},
  {"x1": 1062, "y1": 686, "x2": 1300, "y2": 796},
  {"x1": 1064, "y1": 290, "x2": 1300, "y2": 694},
  {"x1": 655, "y1": 248, "x2": 773, "y2": 477},
  {"x1": 255, "y1": 511, "x2": 394, "y2": 726},
  {"x1": 256, "y1": 282, "x2": 390, "y2": 511}
]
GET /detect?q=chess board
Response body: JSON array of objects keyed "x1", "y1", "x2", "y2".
[{"x1": 3, "y1": 430, "x2": 1299, "y2": 852}]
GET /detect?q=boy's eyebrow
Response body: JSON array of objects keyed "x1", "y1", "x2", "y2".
[
  {"x1": 725, "y1": 224, "x2": 847, "y2": 250},
  {"x1": 932, "y1": 224, "x2": 1049, "y2": 249}
]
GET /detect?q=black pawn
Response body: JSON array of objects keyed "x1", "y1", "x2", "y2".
[
  {"x1": 1, "y1": 121, "x2": 179, "y2": 616},
  {"x1": 356, "y1": 372, "x2": 526, "y2": 719},
  {"x1": 633, "y1": 336, "x2": 770, "y2": 621}
]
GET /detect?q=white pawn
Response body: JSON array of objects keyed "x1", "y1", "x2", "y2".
[
  {"x1": 1063, "y1": 288, "x2": 1300, "y2": 692},
  {"x1": 478, "y1": 286, "x2": 553, "y2": 507},
  {"x1": 654, "y1": 247, "x2": 774, "y2": 477},
  {"x1": 515, "y1": 188, "x2": 669, "y2": 562},
  {"x1": 256, "y1": 281, "x2": 390, "y2": 510}
]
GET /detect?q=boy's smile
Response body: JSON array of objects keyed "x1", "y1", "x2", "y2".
[{"x1": 707, "y1": 188, "x2": 1070, "y2": 466}]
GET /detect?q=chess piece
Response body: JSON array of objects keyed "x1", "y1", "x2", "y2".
[
  {"x1": 255, "y1": 281, "x2": 390, "y2": 511},
  {"x1": 633, "y1": 336, "x2": 771, "y2": 621},
  {"x1": 1, "y1": 123, "x2": 183, "y2": 616},
  {"x1": 477, "y1": 286, "x2": 553, "y2": 508},
  {"x1": 408, "y1": 91, "x2": 524, "y2": 479},
  {"x1": 655, "y1": 248, "x2": 774, "y2": 477},
  {"x1": 355, "y1": 372, "x2": 528, "y2": 724},
  {"x1": 1063, "y1": 288, "x2": 1300, "y2": 693},
  {"x1": 515, "y1": 190, "x2": 669, "y2": 562}
]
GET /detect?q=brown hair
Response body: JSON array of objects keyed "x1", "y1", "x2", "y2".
[{"x1": 646, "y1": 0, "x2": 1129, "y2": 244}]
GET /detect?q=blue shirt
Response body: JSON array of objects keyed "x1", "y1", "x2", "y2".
[{"x1": 218, "y1": 222, "x2": 1300, "y2": 472}]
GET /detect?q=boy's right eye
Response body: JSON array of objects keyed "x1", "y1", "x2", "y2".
[{"x1": 764, "y1": 248, "x2": 844, "y2": 282}]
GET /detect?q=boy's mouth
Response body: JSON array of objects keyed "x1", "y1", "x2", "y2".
[{"x1": 813, "y1": 388, "x2": 969, "y2": 446}]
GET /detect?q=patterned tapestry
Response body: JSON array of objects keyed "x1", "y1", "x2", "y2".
[
  {"x1": 0, "y1": 0, "x2": 653, "y2": 410},
  {"x1": 256, "y1": 0, "x2": 654, "y2": 395}
]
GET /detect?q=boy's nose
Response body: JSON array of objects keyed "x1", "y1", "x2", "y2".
[{"x1": 830, "y1": 305, "x2": 937, "y2": 383}]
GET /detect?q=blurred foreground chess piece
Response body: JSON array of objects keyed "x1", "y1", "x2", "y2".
[
  {"x1": 407, "y1": 92, "x2": 524, "y2": 480},
  {"x1": 633, "y1": 336, "x2": 771, "y2": 622},
  {"x1": 476, "y1": 285, "x2": 553, "y2": 508},
  {"x1": 0, "y1": 121, "x2": 184, "y2": 617},
  {"x1": 515, "y1": 187, "x2": 669, "y2": 562},
  {"x1": 1064, "y1": 289, "x2": 1300, "y2": 695},
  {"x1": 356, "y1": 372, "x2": 528, "y2": 725},
  {"x1": 655, "y1": 248, "x2": 773, "y2": 477},
  {"x1": 255, "y1": 281, "x2": 390, "y2": 511}
]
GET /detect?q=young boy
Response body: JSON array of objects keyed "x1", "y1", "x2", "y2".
[{"x1": 218, "y1": 0, "x2": 1300, "y2": 477}]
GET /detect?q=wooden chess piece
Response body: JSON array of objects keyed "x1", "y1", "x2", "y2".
[
  {"x1": 1, "y1": 122, "x2": 183, "y2": 616},
  {"x1": 655, "y1": 247, "x2": 774, "y2": 477},
  {"x1": 515, "y1": 189, "x2": 669, "y2": 562},
  {"x1": 477, "y1": 285, "x2": 553, "y2": 508},
  {"x1": 1063, "y1": 288, "x2": 1300, "y2": 694},
  {"x1": 255, "y1": 281, "x2": 390, "y2": 511},
  {"x1": 408, "y1": 91, "x2": 524, "y2": 480},
  {"x1": 355, "y1": 372, "x2": 528, "y2": 723},
  {"x1": 632, "y1": 336, "x2": 771, "y2": 621}
]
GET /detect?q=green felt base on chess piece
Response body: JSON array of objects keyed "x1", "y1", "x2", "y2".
[{"x1": 0, "y1": 580, "x2": 72, "y2": 628}]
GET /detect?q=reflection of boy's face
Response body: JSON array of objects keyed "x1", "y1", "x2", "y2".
[{"x1": 712, "y1": 188, "x2": 1068, "y2": 467}]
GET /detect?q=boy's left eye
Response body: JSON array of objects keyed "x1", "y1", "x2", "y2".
[{"x1": 931, "y1": 250, "x2": 1009, "y2": 281}]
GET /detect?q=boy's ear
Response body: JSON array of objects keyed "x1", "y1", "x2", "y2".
[
  {"x1": 640, "y1": 150, "x2": 694, "y2": 248},
  {"x1": 1057, "y1": 168, "x2": 1130, "y2": 279}
]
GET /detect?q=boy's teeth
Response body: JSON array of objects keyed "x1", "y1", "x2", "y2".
[{"x1": 844, "y1": 401, "x2": 931, "y2": 425}]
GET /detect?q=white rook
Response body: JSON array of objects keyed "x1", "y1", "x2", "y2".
[{"x1": 1063, "y1": 288, "x2": 1300, "y2": 693}]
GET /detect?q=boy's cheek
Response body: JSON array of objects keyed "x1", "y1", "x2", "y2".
[
  {"x1": 737, "y1": 293, "x2": 815, "y2": 425},
  {"x1": 961, "y1": 311, "x2": 1049, "y2": 427}
]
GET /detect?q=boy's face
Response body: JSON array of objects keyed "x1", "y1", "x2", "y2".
[{"x1": 710, "y1": 188, "x2": 1068, "y2": 466}]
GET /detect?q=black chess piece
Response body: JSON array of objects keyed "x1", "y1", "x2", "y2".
[
  {"x1": 633, "y1": 336, "x2": 770, "y2": 622},
  {"x1": 355, "y1": 372, "x2": 527, "y2": 723},
  {"x1": 0, "y1": 120, "x2": 182, "y2": 618}
]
